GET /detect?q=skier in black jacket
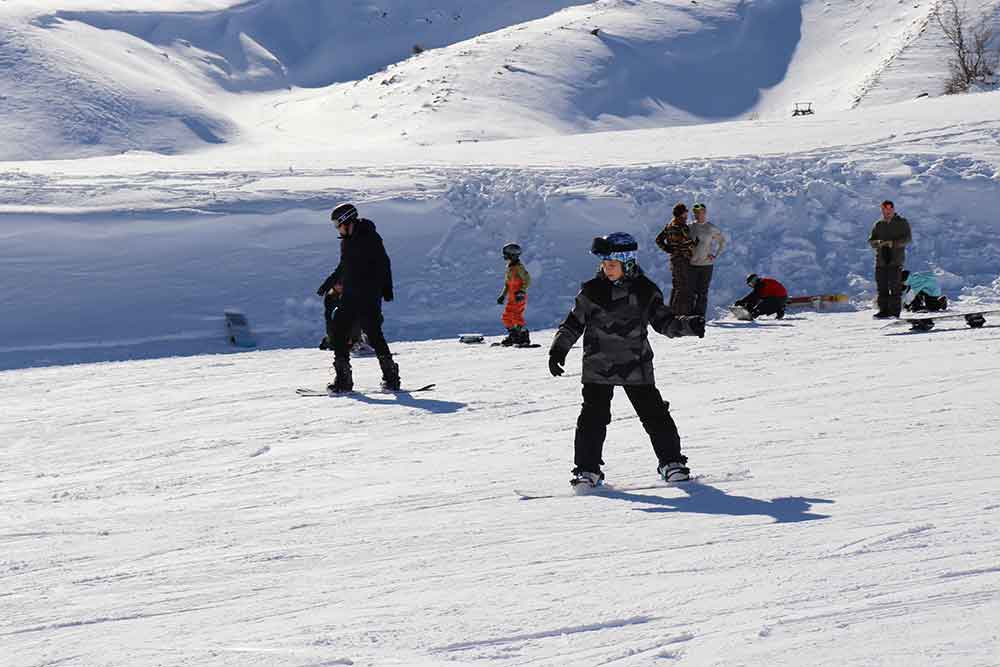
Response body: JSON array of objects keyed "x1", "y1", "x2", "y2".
[
  {"x1": 318, "y1": 203, "x2": 399, "y2": 392},
  {"x1": 549, "y1": 232, "x2": 705, "y2": 488}
]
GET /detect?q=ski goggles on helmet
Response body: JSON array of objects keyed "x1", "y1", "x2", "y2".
[{"x1": 692, "y1": 203, "x2": 706, "y2": 212}]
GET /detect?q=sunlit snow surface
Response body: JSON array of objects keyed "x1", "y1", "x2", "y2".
[{"x1": 3, "y1": 312, "x2": 1000, "y2": 665}]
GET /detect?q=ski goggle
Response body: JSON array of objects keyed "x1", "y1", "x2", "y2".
[{"x1": 692, "y1": 203, "x2": 706, "y2": 212}]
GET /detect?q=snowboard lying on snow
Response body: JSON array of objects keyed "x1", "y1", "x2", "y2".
[{"x1": 885, "y1": 309, "x2": 1000, "y2": 332}]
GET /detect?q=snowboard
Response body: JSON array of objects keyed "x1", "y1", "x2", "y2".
[
  {"x1": 729, "y1": 305, "x2": 753, "y2": 321},
  {"x1": 458, "y1": 333, "x2": 485, "y2": 344},
  {"x1": 296, "y1": 383, "x2": 436, "y2": 397},
  {"x1": 514, "y1": 470, "x2": 751, "y2": 500},
  {"x1": 515, "y1": 478, "x2": 699, "y2": 500},
  {"x1": 786, "y1": 294, "x2": 849, "y2": 306},
  {"x1": 886, "y1": 309, "x2": 1000, "y2": 332},
  {"x1": 491, "y1": 342, "x2": 542, "y2": 348}
]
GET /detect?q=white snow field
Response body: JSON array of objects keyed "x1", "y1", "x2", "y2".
[
  {"x1": 3, "y1": 312, "x2": 1000, "y2": 666},
  {"x1": 3, "y1": 1, "x2": 1000, "y2": 664}
]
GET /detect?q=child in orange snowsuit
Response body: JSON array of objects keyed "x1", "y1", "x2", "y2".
[{"x1": 497, "y1": 243, "x2": 532, "y2": 346}]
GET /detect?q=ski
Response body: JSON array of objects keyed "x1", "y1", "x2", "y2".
[{"x1": 296, "y1": 383, "x2": 436, "y2": 397}]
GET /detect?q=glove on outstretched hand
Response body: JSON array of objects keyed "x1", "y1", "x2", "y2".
[
  {"x1": 880, "y1": 244, "x2": 893, "y2": 264},
  {"x1": 497, "y1": 294, "x2": 506, "y2": 305},
  {"x1": 666, "y1": 315, "x2": 706, "y2": 339},
  {"x1": 548, "y1": 351, "x2": 566, "y2": 377},
  {"x1": 687, "y1": 315, "x2": 706, "y2": 338},
  {"x1": 515, "y1": 290, "x2": 526, "y2": 303}
]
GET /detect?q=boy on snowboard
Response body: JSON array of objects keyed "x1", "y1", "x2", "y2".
[
  {"x1": 548, "y1": 232, "x2": 705, "y2": 488},
  {"x1": 496, "y1": 242, "x2": 532, "y2": 346}
]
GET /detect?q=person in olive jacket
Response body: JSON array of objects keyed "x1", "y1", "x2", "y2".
[{"x1": 868, "y1": 200, "x2": 912, "y2": 318}]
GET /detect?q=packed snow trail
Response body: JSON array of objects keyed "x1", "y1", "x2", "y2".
[{"x1": 3, "y1": 311, "x2": 999, "y2": 666}]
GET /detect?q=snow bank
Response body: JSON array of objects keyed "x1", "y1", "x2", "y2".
[{"x1": 4, "y1": 150, "x2": 1000, "y2": 370}]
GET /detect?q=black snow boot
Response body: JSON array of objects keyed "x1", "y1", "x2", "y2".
[
  {"x1": 378, "y1": 354, "x2": 401, "y2": 391},
  {"x1": 515, "y1": 326, "x2": 531, "y2": 346},
  {"x1": 500, "y1": 329, "x2": 516, "y2": 346},
  {"x1": 327, "y1": 356, "x2": 353, "y2": 393}
]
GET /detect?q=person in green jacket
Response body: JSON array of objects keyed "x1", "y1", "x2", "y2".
[{"x1": 868, "y1": 200, "x2": 912, "y2": 318}]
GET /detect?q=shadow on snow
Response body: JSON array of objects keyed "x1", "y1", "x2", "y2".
[{"x1": 598, "y1": 481, "x2": 833, "y2": 523}]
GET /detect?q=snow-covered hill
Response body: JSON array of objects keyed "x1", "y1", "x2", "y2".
[
  {"x1": 1, "y1": 0, "x2": 1000, "y2": 369},
  {"x1": 3, "y1": 0, "x2": 998, "y2": 160},
  {"x1": 3, "y1": 313, "x2": 1000, "y2": 666}
]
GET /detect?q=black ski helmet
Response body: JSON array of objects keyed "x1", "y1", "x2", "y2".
[
  {"x1": 592, "y1": 232, "x2": 639, "y2": 277},
  {"x1": 331, "y1": 203, "x2": 359, "y2": 226},
  {"x1": 502, "y1": 242, "x2": 522, "y2": 261},
  {"x1": 746, "y1": 273, "x2": 761, "y2": 287}
]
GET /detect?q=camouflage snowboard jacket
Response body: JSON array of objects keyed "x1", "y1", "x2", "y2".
[{"x1": 550, "y1": 270, "x2": 690, "y2": 386}]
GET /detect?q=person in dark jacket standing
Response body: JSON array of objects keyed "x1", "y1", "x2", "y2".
[
  {"x1": 734, "y1": 274, "x2": 788, "y2": 320},
  {"x1": 868, "y1": 200, "x2": 912, "y2": 318},
  {"x1": 318, "y1": 203, "x2": 399, "y2": 392},
  {"x1": 548, "y1": 232, "x2": 705, "y2": 489},
  {"x1": 655, "y1": 203, "x2": 698, "y2": 315}
]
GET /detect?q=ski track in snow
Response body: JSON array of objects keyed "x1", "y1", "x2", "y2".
[{"x1": 2, "y1": 311, "x2": 1000, "y2": 666}]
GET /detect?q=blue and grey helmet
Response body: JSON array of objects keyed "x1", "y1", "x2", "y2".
[
  {"x1": 591, "y1": 232, "x2": 639, "y2": 277},
  {"x1": 502, "y1": 242, "x2": 522, "y2": 261}
]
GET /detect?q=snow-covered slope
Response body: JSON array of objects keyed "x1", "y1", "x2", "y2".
[{"x1": 3, "y1": 313, "x2": 1000, "y2": 666}]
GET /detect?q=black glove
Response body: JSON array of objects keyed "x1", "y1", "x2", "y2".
[
  {"x1": 880, "y1": 244, "x2": 893, "y2": 264},
  {"x1": 688, "y1": 315, "x2": 706, "y2": 338},
  {"x1": 319, "y1": 336, "x2": 330, "y2": 350},
  {"x1": 548, "y1": 352, "x2": 565, "y2": 377},
  {"x1": 515, "y1": 290, "x2": 526, "y2": 303},
  {"x1": 497, "y1": 295, "x2": 506, "y2": 305},
  {"x1": 317, "y1": 286, "x2": 327, "y2": 297}
]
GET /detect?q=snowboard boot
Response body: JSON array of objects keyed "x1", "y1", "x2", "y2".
[
  {"x1": 658, "y1": 461, "x2": 691, "y2": 483},
  {"x1": 500, "y1": 328, "x2": 517, "y2": 346},
  {"x1": 571, "y1": 469, "x2": 604, "y2": 488},
  {"x1": 378, "y1": 354, "x2": 401, "y2": 391},
  {"x1": 516, "y1": 326, "x2": 531, "y2": 346},
  {"x1": 327, "y1": 356, "x2": 353, "y2": 393},
  {"x1": 775, "y1": 309, "x2": 785, "y2": 320}
]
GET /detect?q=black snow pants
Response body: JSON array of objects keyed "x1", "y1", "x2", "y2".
[
  {"x1": 750, "y1": 295, "x2": 787, "y2": 318},
  {"x1": 689, "y1": 265, "x2": 715, "y2": 317},
  {"x1": 669, "y1": 255, "x2": 692, "y2": 315},
  {"x1": 574, "y1": 383, "x2": 685, "y2": 474},
  {"x1": 876, "y1": 265, "x2": 903, "y2": 316},
  {"x1": 332, "y1": 303, "x2": 392, "y2": 359}
]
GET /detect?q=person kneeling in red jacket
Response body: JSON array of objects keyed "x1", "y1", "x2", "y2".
[{"x1": 735, "y1": 274, "x2": 788, "y2": 320}]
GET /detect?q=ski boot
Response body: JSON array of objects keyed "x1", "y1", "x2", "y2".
[
  {"x1": 499, "y1": 328, "x2": 517, "y2": 347},
  {"x1": 570, "y1": 469, "x2": 604, "y2": 488},
  {"x1": 378, "y1": 354, "x2": 401, "y2": 391},
  {"x1": 515, "y1": 326, "x2": 531, "y2": 347},
  {"x1": 658, "y1": 461, "x2": 691, "y2": 483},
  {"x1": 327, "y1": 356, "x2": 353, "y2": 393}
]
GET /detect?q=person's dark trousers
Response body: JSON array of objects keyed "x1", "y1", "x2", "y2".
[
  {"x1": 751, "y1": 295, "x2": 788, "y2": 318},
  {"x1": 876, "y1": 265, "x2": 903, "y2": 316},
  {"x1": 332, "y1": 304, "x2": 392, "y2": 358},
  {"x1": 669, "y1": 256, "x2": 692, "y2": 315},
  {"x1": 689, "y1": 264, "x2": 715, "y2": 317},
  {"x1": 574, "y1": 383, "x2": 684, "y2": 473}
]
